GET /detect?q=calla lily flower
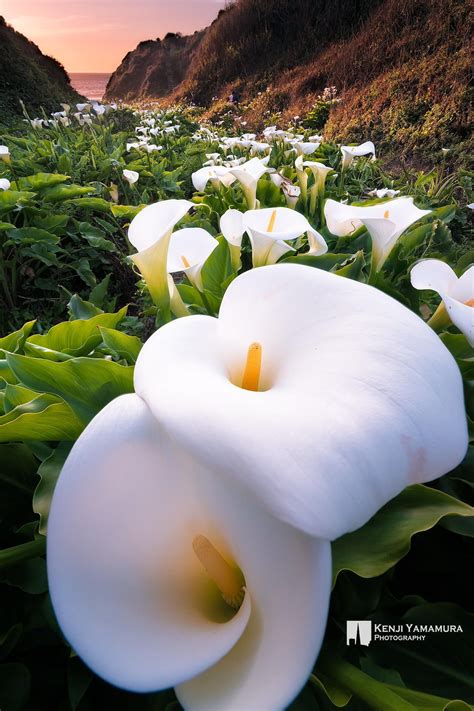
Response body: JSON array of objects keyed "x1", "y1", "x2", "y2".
[
  {"x1": 167, "y1": 228, "x2": 219, "y2": 292},
  {"x1": 411, "y1": 259, "x2": 474, "y2": 345},
  {"x1": 192, "y1": 166, "x2": 235, "y2": 193},
  {"x1": 128, "y1": 199, "x2": 194, "y2": 314},
  {"x1": 0, "y1": 145, "x2": 10, "y2": 163},
  {"x1": 220, "y1": 209, "x2": 245, "y2": 270},
  {"x1": 340, "y1": 141, "x2": 376, "y2": 169},
  {"x1": 324, "y1": 197, "x2": 431, "y2": 271},
  {"x1": 48, "y1": 394, "x2": 331, "y2": 708},
  {"x1": 0, "y1": 178, "x2": 10, "y2": 191},
  {"x1": 242, "y1": 207, "x2": 327, "y2": 267},
  {"x1": 293, "y1": 141, "x2": 320, "y2": 156},
  {"x1": 295, "y1": 155, "x2": 333, "y2": 212},
  {"x1": 229, "y1": 157, "x2": 270, "y2": 209},
  {"x1": 132, "y1": 263, "x2": 467, "y2": 538},
  {"x1": 76, "y1": 103, "x2": 91, "y2": 112},
  {"x1": 123, "y1": 169, "x2": 139, "y2": 185}
]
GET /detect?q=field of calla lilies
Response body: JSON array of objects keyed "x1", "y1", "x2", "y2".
[{"x1": 0, "y1": 102, "x2": 473, "y2": 711}]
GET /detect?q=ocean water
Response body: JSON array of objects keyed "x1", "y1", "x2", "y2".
[{"x1": 69, "y1": 73, "x2": 111, "y2": 102}]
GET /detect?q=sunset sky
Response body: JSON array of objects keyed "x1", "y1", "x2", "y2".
[{"x1": 2, "y1": 0, "x2": 228, "y2": 73}]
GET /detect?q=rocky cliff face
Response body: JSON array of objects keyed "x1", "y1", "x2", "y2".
[
  {"x1": 105, "y1": 31, "x2": 205, "y2": 101},
  {"x1": 0, "y1": 17, "x2": 81, "y2": 121}
]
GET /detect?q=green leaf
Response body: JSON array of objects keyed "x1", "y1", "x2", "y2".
[
  {"x1": 0, "y1": 191, "x2": 36, "y2": 213},
  {"x1": 310, "y1": 671, "x2": 352, "y2": 707},
  {"x1": 89, "y1": 274, "x2": 111, "y2": 308},
  {"x1": 332, "y1": 485, "x2": 474, "y2": 585},
  {"x1": 1, "y1": 558, "x2": 48, "y2": 594},
  {"x1": 0, "y1": 321, "x2": 36, "y2": 354},
  {"x1": 77, "y1": 221, "x2": 115, "y2": 251},
  {"x1": 99, "y1": 326, "x2": 142, "y2": 363},
  {"x1": 111, "y1": 203, "x2": 145, "y2": 219},
  {"x1": 282, "y1": 253, "x2": 353, "y2": 270},
  {"x1": 17, "y1": 172, "x2": 69, "y2": 191},
  {"x1": 68, "y1": 293, "x2": 103, "y2": 319},
  {"x1": 334, "y1": 250, "x2": 366, "y2": 279},
  {"x1": 5, "y1": 227, "x2": 59, "y2": 245},
  {"x1": 41, "y1": 184, "x2": 95, "y2": 203},
  {"x1": 0, "y1": 389, "x2": 84, "y2": 441},
  {"x1": 67, "y1": 197, "x2": 112, "y2": 213},
  {"x1": 27, "y1": 307, "x2": 127, "y2": 357},
  {"x1": 6, "y1": 352, "x2": 134, "y2": 423},
  {"x1": 200, "y1": 236, "x2": 234, "y2": 297},
  {"x1": 33, "y1": 442, "x2": 71, "y2": 535},
  {"x1": 68, "y1": 657, "x2": 94, "y2": 710}
]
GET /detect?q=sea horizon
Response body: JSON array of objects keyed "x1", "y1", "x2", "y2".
[{"x1": 69, "y1": 72, "x2": 111, "y2": 102}]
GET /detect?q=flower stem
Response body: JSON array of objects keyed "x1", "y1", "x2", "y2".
[
  {"x1": 317, "y1": 655, "x2": 417, "y2": 711},
  {"x1": 0, "y1": 538, "x2": 46, "y2": 570}
]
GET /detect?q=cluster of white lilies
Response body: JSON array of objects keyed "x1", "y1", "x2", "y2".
[
  {"x1": 46, "y1": 134, "x2": 473, "y2": 709},
  {"x1": 25, "y1": 101, "x2": 117, "y2": 130}
]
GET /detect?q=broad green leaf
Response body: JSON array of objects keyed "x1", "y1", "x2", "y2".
[
  {"x1": 89, "y1": 274, "x2": 111, "y2": 308},
  {"x1": 68, "y1": 293, "x2": 103, "y2": 319},
  {"x1": 111, "y1": 203, "x2": 145, "y2": 219},
  {"x1": 332, "y1": 485, "x2": 474, "y2": 585},
  {"x1": 77, "y1": 221, "x2": 115, "y2": 251},
  {"x1": 282, "y1": 253, "x2": 352, "y2": 270},
  {"x1": 27, "y1": 307, "x2": 127, "y2": 357},
  {"x1": 33, "y1": 442, "x2": 71, "y2": 535},
  {"x1": 17, "y1": 173, "x2": 69, "y2": 191},
  {"x1": 6, "y1": 352, "x2": 134, "y2": 423},
  {"x1": 0, "y1": 390, "x2": 84, "y2": 441},
  {"x1": 2, "y1": 558, "x2": 48, "y2": 594},
  {"x1": 200, "y1": 236, "x2": 234, "y2": 297},
  {"x1": 310, "y1": 672, "x2": 352, "y2": 707},
  {"x1": 0, "y1": 321, "x2": 36, "y2": 354},
  {"x1": 66, "y1": 197, "x2": 112, "y2": 213},
  {"x1": 42, "y1": 184, "x2": 95, "y2": 203},
  {"x1": 334, "y1": 250, "x2": 366, "y2": 279},
  {"x1": 99, "y1": 326, "x2": 142, "y2": 363},
  {"x1": 5, "y1": 227, "x2": 59, "y2": 245},
  {"x1": 0, "y1": 191, "x2": 36, "y2": 213}
]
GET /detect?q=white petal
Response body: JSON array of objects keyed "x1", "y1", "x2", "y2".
[
  {"x1": 451, "y1": 265, "x2": 474, "y2": 303},
  {"x1": 128, "y1": 200, "x2": 194, "y2": 252},
  {"x1": 167, "y1": 228, "x2": 219, "y2": 273},
  {"x1": 220, "y1": 209, "x2": 245, "y2": 247},
  {"x1": 177, "y1": 537, "x2": 331, "y2": 711},
  {"x1": 410, "y1": 259, "x2": 458, "y2": 295},
  {"x1": 47, "y1": 394, "x2": 251, "y2": 692},
  {"x1": 48, "y1": 394, "x2": 331, "y2": 708},
  {"x1": 0, "y1": 178, "x2": 10, "y2": 191},
  {"x1": 135, "y1": 265, "x2": 468, "y2": 539}
]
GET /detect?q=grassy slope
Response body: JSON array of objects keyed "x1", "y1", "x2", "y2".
[
  {"x1": 0, "y1": 17, "x2": 81, "y2": 122},
  {"x1": 145, "y1": 0, "x2": 469, "y2": 164}
]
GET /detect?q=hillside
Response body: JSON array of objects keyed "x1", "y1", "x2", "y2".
[
  {"x1": 105, "y1": 0, "x2": 472, "y2": 162},
  {"x1": 105, "y1": 31, "x2": 205, "y2": 101},
  {"x1": 0, "y1": 17, "x2": 81, "y2": 122}
]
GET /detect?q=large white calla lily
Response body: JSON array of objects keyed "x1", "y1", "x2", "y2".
[
  {"x1": 411, "y1": 259, "x2": 474, "y2": 345},
  {"x1": 324, "y1": 197, "x2": 431, "y2": 271},
  {"x1": 167, "y1": 228, "x2": 219, "y2": 292},
  {"x1": 229, "y1": 157, "x2": 270, "y2": 209},
  {"x1": 135, "y1": 264, "x2": 467, "y2": 539},
  {"x1": 47, "y1": 394, "x2": 331, "y2": 709},
  {"x1": 128, "y1": 199, "x2": 194, "y2": 315},
  {"x1": 242, "y1": 207, "x2": 327, "y2": 266},
  {"x1": 192, "y1": 166, "x2": 235, "y2": 193},
  {"x1": 340, "y1": 141, "x2": 375, "y2": 169}
]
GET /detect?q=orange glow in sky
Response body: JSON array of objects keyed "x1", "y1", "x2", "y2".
[{"x1": 2, "y1": 0, "x2": 227, "y2": 73}]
